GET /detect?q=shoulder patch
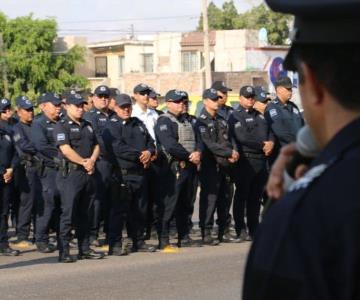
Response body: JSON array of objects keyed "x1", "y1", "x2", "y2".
[
  {"x1": 199, "y1": 126, "x2": 206, "y2": 133},
  {"x1": 200, "y1": 114, "x2": 207, "y2": 120},
  {"x1": 159, "y1": 124, "x2": 168, "y2": 131},
  {"x1": 235, "y1": 122, "x2": 242, "y2": 128},
  {"x1": 269, "y1": 109, "x2": 278, "y2": 118},
  {"x1": 110, "y1": 118, "x2": 118, "y2": 122},
  {"x1": 57, "y1": 133, "x2": 66, "y2": 141}
]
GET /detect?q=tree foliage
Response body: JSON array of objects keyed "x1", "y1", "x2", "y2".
[
  {"x1": 0, "y1": 13, "x2": 88, "y2": 101},
  {"x1": 197, "y1": 1, "x2": 292, "y2": 45}
]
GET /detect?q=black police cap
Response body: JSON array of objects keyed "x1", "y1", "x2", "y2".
[
  {"x1": 109, "y1": 88, "x2": 121, "y2": 98},
  {"x1": 114, "y1": 94, "x2": 132, "y2": 107},
  {"x1": 149, "y1": 87, "x2": 160, "y2": 99},
  {"x1": 0, "y1": 98, "x2": 11, "y2": 112},
  {"x1": 254, "y1": 86, "x2": 270, "y2": 103},
  {"x1": 165, "y1": 89, "x2": 184, "y2": 102},
  {"x1": 66, "y1": 93, "x2": 86, "y2": 106},
  {"x1": 265, "y1": 0, "x2": 360, "y2": 69},
  {"x1": 39, "y1": 92, "x2": 62, "y2": 105},
  {"x1": 133, "y1": 83, "x2": 151, "y2": 94},
  {"x1": 240, "y1": 86, "x2": 256, "y2": 98},
  {"x1": 202, "y1": 88, "x2": 220, "y2": 101},
  {"x1": 211, "y1": 81, "x2": 232, "y2": 93},
  {"x1": 15, "y1": 96, "x2": 34, "y2": 110},
  {"x1": 94, "y1": 85, "x2": 110, "y2": 96}
]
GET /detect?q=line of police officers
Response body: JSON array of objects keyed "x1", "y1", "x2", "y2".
[{"x1": 0, "y1": 76, "x2": 303, "y2": 262}]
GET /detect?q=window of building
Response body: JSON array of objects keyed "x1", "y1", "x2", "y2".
[
  {"x1": 142, "y1": 54, "x2": 153, "y2": 73},
  {"x1": 119, "y1": 56, "x2": 125, "y2": 76},
  {"x1": 95, "y1": 56, "x2": 107, "y2": 77},
  {"x1": 182, "y1": 51, "x2": 198, "y2": 72}
]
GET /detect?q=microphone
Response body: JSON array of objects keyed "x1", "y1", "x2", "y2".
[{"x1": 283, "y1": 125, "x2": 320, "y2": 191}]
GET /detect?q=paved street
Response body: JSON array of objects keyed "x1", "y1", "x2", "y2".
[{"x1": 0, "y1": 240, "x2": 249, "y2": 300}]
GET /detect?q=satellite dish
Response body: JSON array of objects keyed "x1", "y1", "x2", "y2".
[{"x1": 259, "y1": 28, "x2": 268, "y2": 44}]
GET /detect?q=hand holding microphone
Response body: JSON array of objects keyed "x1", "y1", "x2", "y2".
[{"x1": 266, "y1": 125, "x2": 320, "y2": 200}]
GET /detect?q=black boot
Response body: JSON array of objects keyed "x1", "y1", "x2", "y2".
[
  {"x1": 0, "y1": 246, "x2": 20, "y2": 256},
  {"x1": 78, "y1": 249, "x2": 105, "y2": 260},
  {"x1": 202, "y1": 229, "x2": 219, "y2": 246},
  {"x1": 58, "y1": 248, "x2": 76, "y2": 263}
]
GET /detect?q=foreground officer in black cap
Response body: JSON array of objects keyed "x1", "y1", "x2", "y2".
[
  {"x1": 229, "y1": 86, "x2": 274, "y2": 242},
  {"x1": 195, "y1": 88, "x2": 239, "y2": 245},
  {"x1": 12, "y1": 96, "x2": 39, "y2": 246},
  {"x1": 243, "y1": 0, "x2": 360, "y2": 298},
  {"x1": 103, "y1": 94, "x2": 157, "y2": 254},
  {"x1": 54, "y1": 93, "x2": 104, "y2": 262},
  {"x1": 84, "y1": 85, "x2": 115, "y2": 246},
  {"x1": 155, "y1": 89, "x2": 201, "y2": 249},
  {"x1": 31, "y1": 93, "x2": 62, "y2": 253}
]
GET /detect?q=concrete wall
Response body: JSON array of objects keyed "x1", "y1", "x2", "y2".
[
  {"x1": 154, "y1": 33, "x2": 182, "y2": 73},
  {"x1": 214, "y1": 30, "x2": 259, "y2": 72}
]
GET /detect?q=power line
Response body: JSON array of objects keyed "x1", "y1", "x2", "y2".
[{"x1": 59, "y1": 15, "x2": 198, "y2": 24}]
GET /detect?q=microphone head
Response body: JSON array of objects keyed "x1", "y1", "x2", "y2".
[{"x1": 296, "y1": 125, "x2": 319, "y2": 158}]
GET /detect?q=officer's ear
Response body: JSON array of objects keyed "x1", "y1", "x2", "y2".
[{"x1": 298, "y1": 62, "x2": 324, "y2": 108}]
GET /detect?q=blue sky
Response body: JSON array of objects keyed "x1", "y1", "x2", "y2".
[{"x1": 0, "y1": 0, "x2": 262, "y2": 41}]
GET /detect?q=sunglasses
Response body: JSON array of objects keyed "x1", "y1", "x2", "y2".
[
  {"x1": 97, "y1": 94, "x2": 109, "y2": 99},
  {"x1": 139, "y1": 91, "x2": 149, "y2": 96}
]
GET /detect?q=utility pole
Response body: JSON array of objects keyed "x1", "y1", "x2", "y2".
[
  {"x1": 0, "y1": 33, "x2": 9, "y2": 98},
  {"x1": 202, "y1": 0, "x2": 212, "y2": 87}
]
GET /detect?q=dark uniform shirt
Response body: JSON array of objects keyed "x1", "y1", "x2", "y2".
[
  {"x1": 0, "y1": 119, "x2": 14, "y2": 135},
  {"x1": 195, "y1": 110, "x2": 234, "y2": 164},
  {"x1": 155, "y1": 112, "x2": 202, "y2": 162},
  {"x1": 264, "y1": 97, "x2": 304, "y2": 146},
  {"x1": 31, "y1": 114, "x2": 59, "y2": 168},
  {"x1": 217, "y1": 104, "x2": 234, "y2": 121},
  {"x1": 84, "y1": 108, "x2": 115, "y2": 158},
  {"x1": 243, "y1": 117, "x2": 360, "y2": 299},
  {"x1": 13, "y1": 121, "x2": 37, "y2": 158},
  {"x1": 103, "y1": 115, "x2": 155, "y2": 170},
  {"x1": 0, "y1": 129, "x2": 17, "y2": 175},
  {"x1": 229, "y1": 105, "x2": 275, "y2": 156},
  {"x1": 54, "y1": 116, "x2": 98, "y2": 161}
]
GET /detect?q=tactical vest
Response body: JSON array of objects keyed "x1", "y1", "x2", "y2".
[{"x1": 160, "y1": 113, "x2": 196, "y2": 153}]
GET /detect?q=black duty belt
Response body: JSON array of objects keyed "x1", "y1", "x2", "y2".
[
  {"x1": 121, "y1": 168, "x2": 144, "y2": 176},
  {"x1": 243, "y1": 153, "x2": 266, "y2": 159}
]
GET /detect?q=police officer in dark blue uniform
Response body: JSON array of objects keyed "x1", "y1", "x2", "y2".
[
  {"x1": 0, "y1": 116, "x2": 19, "y2": 256},
  {"x1": 0, "y1": 99, "x2": 19, "y2": 230},
  {"x1": 84, "y1": 85, "x2": 115, "y2": 246},
  {"x1": 12, "y1": 96, "x2": 39, "y2": 246},
  {"x1": 228, "y1": 86, "x2": 275, "y2": 242},
  {"x1": 54, "y1": 93, "x2": 104, "y2": 262},
  {"x1": 243, "y1": 0, "x2": 360, "y2": 298},
  {"x1": 31, "y1": 92, "x2": 62, "y2": 253},
  {"x1": 195, "y1": 88, "x2": 239, "y2": 245},
  {"x1": 103, "y1": 94, "x2": 157, "y2": 254},
  {"x1": 211, "y1": 81, "x2": 234, "y2": 121},
  {"x1": 265, "y1": 76, "x2": 304, "y2": 156},
  {"x1": 155, "y1": 89, "x2": 202, "y2": 249}
]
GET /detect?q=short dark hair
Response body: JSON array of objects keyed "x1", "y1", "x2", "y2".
[{"x1": 291, "y1": 44, "x2": 360, "y2": 110}]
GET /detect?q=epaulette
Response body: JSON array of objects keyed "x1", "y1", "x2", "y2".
[{"x1": 200, "y1": 114, "x2": 207, "y2": 120}]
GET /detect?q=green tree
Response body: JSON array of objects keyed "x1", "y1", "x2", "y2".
[
  {"x1": 197, "y1": 2, "x2": 292, "y2": 45},
  {"x1": 0, "y1": 13, "x2": 88, "y2": 101},
  {"x1": 197, "y1": 2, "x2": 224, "y2": 31}
]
